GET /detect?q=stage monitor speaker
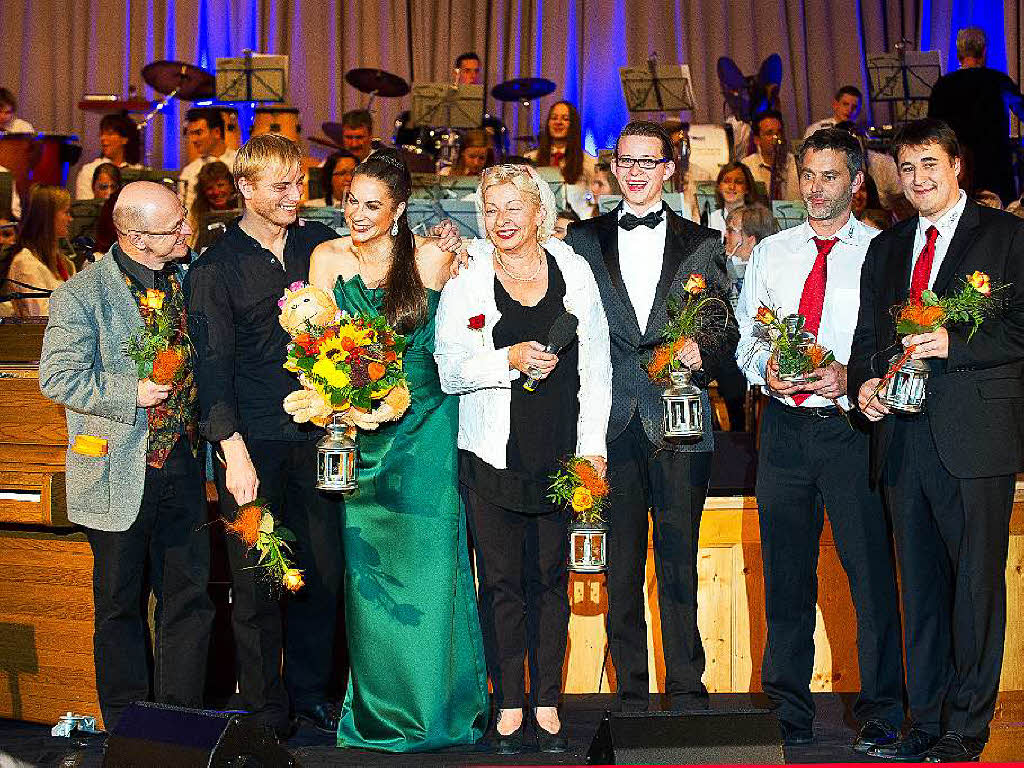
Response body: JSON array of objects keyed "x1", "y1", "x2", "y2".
[
  {"x1": 102, "y1": 701, "x2": 296, "y2": 768},
  {"x1": 587, "y1": 709, "x2": 784, "y2": 765}
]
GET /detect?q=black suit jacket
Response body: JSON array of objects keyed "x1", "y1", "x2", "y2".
[
  {"x1": 564, "y1": 205, "x2": 738, "y2": 451},
  {"x1": 848, "y1": 200, "x2": 1024, "y2": 481}
]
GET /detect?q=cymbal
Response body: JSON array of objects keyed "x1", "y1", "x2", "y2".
[
  {"x1": 344, "y1": 68, "x2": 410, "y2": 98},
  {"x1": 77, "y1": 97, "x2": 153, "y2": 114},
  {"x1": 142, "y1": 60, "x2": 215, "y2": 101},
  {"x1": 309, "y1": 134, "x2": 343, "y2": 151},
  {"x1": 490, "y1": 77, "x2": 556, "y2": 103}
]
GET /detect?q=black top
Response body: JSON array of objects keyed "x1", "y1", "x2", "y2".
[
  {"x1": 928, "y1": 67, "x2": 1022, "y2": 201},
  {"x1": 186, "y1": 217, "x2": 338, "y2": 442},
  {"x1": 112, "y1": 243, "x2": 172, "y2": 291},
  {"x1": 460, "y1": 252, "x2": 580, "y2": 513}
]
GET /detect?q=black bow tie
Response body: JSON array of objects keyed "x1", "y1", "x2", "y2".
[{"x1": 619, "y1": 210, "x2": 664, "y2": 231}]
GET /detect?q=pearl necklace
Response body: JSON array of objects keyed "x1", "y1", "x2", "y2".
[{"x1": 495, "y1": 251, "x2": 544, "y2": 282}]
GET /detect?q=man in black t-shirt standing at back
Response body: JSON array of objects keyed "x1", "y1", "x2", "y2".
[
  {"x1": 928, "y1": 26, "x2": 1023, "y2": 203},
  {"x1": 188, "y1": 134, "x2": 342, "y2": 738}
]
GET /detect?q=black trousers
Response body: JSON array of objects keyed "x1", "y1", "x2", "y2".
[
  {"x1": 882, "y1": 414, "x2": 1015, "y2": 741},
  {"x1": 215, "y1": 438, "x2": 343, "y2": 728},
  {"x1": 606, "y1": 411, "x2": 712, "y2": 710},
  {"x1": 463, "y1": 484, "x2": 569, "y2": 709},
  {"x1": 755, "y1": 400, "x2": 904, "y2": 734},
  {"x1": 84, "y1": 438, "x2": 214, "y2": 730}
]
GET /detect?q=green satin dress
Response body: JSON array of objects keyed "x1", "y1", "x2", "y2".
[{"x1": 333, "y1": 275, "x2": 489, "y2": 752}]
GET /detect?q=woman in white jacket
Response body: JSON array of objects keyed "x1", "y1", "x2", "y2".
[{"x1": 435, "y1": 164, "x2": 611, "y2": 754}]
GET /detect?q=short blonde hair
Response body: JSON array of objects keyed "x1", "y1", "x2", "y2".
[
  {"x1": 233, "y1": 133, "x2": 302, "y2": 183},
  {"x1": 477, "y1": 164, "x2": 556, "y2": 242}
]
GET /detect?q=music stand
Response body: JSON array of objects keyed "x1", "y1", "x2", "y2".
[
  {"x1": 299, "y1": 205, "x2": 347, "y2": 235},
  {"x1": 534, "y1": 167, "x2": 568, "y2": 211},
  {"x1": 197, "y1": 210, "x2": 241, "y2": 251},
  {"x1": 216, "y1": 52, "x2": 289, "y2": 103},
  {"x1": 620, "y1": 63, "x2": 695, "y2": 114},
  {"x1": 867, "y1": 48, "x2": 942, "y2": 124},
  {"x1": 407, "y1": 200, "x2": 481, "y2": 239},
  {"x1": 410, "y1": 84, "x2": 484, "y2": 129},
  {"x1": 69, "y1": 199, "x2": 104, "y2": 241},
  {"x1": 772, "y1": 200, "x2": 807, "y2": 230},
  {"x1": 695, "y1": 181, "x2": 717, "y2": 224}
]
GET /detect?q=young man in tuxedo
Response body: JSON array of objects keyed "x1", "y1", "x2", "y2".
[
  {"x1": 735, "y1": 128, "x2": 904, "y2": 748},
  {"x1": 850, "y1": 118, "x2": 1024, "y2": 762},
  {"x1": 564, "y1": 121, "x2": 738, "y2": 711}
]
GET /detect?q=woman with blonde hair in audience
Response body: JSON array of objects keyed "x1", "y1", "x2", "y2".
[
  {"x1": 527, "y1": 101, "x2": 596, "y2": 217},
  {"x1": 0, "y1": 185, "x2": 74, "y2": 317}
]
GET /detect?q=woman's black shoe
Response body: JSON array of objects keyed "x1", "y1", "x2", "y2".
[
  {"x1": 494, "y1": 723, "x2": 524, "y2": 755},
  {"x1": 536, "y1": 723, "x2": 569, "y2": 753}
]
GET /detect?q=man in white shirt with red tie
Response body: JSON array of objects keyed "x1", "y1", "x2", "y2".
[{"x1": 736, "y1": 128, "x2": 904, "y2": 750}]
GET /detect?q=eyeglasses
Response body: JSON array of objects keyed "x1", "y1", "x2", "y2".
[
  {"x1": 120, "y1": 211, "x2": 188, "y2": 238},
  {"x1": 615, "y1": 156, "x2": 670, "y2": 170}
]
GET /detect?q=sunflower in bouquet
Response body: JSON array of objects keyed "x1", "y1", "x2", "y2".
[{"x1": 278, "y1": 281, "x2": 411, "y2": 428}]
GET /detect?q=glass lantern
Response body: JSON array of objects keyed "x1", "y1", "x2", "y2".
[
  {"x1": 663, "y1": 368, "x2": 703, "y2": 439},
  {"x1": 777, "y1": 314, "x2": 818, "y2": 383},
  {"x1": 316, "y1": 415, "x2": 358, "y2": 492},
  {"x1": 880, "y1": 354, "x2": 930, "y2": 413},
  {"x1": 568, "y1": 522, "x2": 607, "y2": 573}
]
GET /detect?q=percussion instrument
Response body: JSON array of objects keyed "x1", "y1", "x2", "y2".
[
  {"x1": 77, "y1": 96, "x2": 153, "y2": 114},
  {"x1": 490, "y1": 77, "x2": 556, "y2": 104},
  {"x1": 250, "y1": 106, "x2": 301, "y2": 143},
  {"x1": 0, "y1": 133, "x2": 81, "y2": 200},
  {"x1": 142, "y1": 60, "x2": 216, "y2": 101},
  {"x1": 344, "y1": 68, "x2": 410, "y2": 98}
]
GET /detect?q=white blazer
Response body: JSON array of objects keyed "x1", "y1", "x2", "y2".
[{"x1": 434, "y1": 237, "x2": 612, "y2": 468}]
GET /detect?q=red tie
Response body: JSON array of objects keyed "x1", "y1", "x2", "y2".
[
  {"x1": 909, "y1": 225, "x2": 940, "y2": 302},
  {"x1": 792, "y1": 237, "x2": 837, "y2": 405}
]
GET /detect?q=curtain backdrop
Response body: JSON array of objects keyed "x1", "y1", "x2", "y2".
[{"x1": 1, "y1": 0, "x2": 1019, "y2": 178}]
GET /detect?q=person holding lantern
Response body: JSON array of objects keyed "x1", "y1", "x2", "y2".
[
  {"x1": 849, "y1": 117, "x2": 1024, "y2": 762},
  {"x1": 434, "y1": 163, "x2": 611, "y2": 753}
]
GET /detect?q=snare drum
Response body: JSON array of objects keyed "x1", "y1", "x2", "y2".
[{"x1": 251, "y1": 106, "x2": 301, "y2": 144}]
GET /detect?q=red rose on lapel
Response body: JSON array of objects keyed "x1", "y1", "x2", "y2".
[{"x1": 468, "y1": 314, "x2": 485, "y2": 330}]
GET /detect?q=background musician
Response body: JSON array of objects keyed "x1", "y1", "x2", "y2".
[
  {"x1": 305, "y1": 150, "x2": 358, "y2": 207},
  {"x1": 527, "y1": 100, "x2": 595, "y2": 217},
  {"x1": 75, "y1": 114, "x2": 142, "y2": 200},
  {"x1": 340, "y1": 110, "x2": 373, "y2": 162},
  {"x1": 179, "y1": 108, "x2": 238, "y2": 209},
  {"x1": 0, "y1": 87, "x2": 34, "y2": 133},
  {"x1": 454, "y1": 51, "x2": 482, "y2": 85},
  {"x1": 741, "y1": 109, "x2": 799, "y2": 201}
]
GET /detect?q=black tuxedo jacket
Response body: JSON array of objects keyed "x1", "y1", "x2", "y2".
[
  {"x1": 564, "y1": 205, "x2": 738, "y2": 452},
  {"x1": 848, "y1": 200, "x2": 1024, "y2": 482}
]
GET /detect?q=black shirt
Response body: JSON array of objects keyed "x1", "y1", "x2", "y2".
[
  {"x1": 186, "y1": 217, "x2": 338, "y2": 442},
  {"x1": 112, "y1": 243, "x2": 169, "y2": 291}
]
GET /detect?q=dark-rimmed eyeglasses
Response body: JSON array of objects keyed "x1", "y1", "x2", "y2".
[{"x1": 615, "y1": 156, "x2": 670, "y2": 170}]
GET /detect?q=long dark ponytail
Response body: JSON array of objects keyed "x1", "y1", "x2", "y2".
[{"x1": 353, "y1": 149, "x2": 426, "y2": 333}]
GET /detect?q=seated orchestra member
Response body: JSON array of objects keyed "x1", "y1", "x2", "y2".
[
  {"x1": 454, "y1": 51, "x2": 482, "y2": 84},
  {"x1": 741, "y1": 109, "x2": 799, "y2": 201},
  {"x1": 707, "y1": 161, "x2": 760, "y2": 237},
  {"x1": 803, "y1": 85, "x2": 862, "y2": 138},
  {"x1": 305, "y1": 150, "x2": 357, "y2": 207},
  {"x1": 91, "y1": 162, "x2": 122, "y2": 201},
  {"x1": 553, "y1": 207, "x2": 580, "y2": 239},
  {"x1": 75, "y1": 114, "x2": 142, "y2": 200},
  {"x1": 443, "y1": 129, "x2": 494, "y2": 177},
  {"x1": 0, "y1": 185, "x2": 74, "y2": 317},
  {"x1": 738, "y1": 128, "x2": 905, "y2": 749},
  {"x1": 39, "y1": 181, "x2": 213, "y2": 731},
  {"x1": 186, "y1": 161, "x2": 237, "y2": 249},
  {"x1": 179, "y1": 108, "x2": 238, "y2": 209},
  {"x1": 435, "y1": 163, "x2": 610, "y2": 755},
  {"x1": 526, "y1": 100, "x2": 596, "y2": 218},
  {"x1": 340, "y1": 109, "x2": 373, "y2": 163},
  {"x1": 0, "y1": 87, "x2": 34, "y2": 133}
]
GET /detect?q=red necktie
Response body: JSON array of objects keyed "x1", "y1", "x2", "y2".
[
  {"x1": 792, "y1": 237, "x2": 837, "y2": 405},
  {"x1": 909, "y1": 225, "x2": 940, "y2": 302}
]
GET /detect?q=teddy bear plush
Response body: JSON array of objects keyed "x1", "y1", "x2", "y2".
[{"x1": 278, "y1": 281, "x2": 338, "y2": 336}]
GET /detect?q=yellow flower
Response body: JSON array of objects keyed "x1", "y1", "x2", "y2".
[
  {"x1": 311, "y1": 356, "x2": 350, "y2": 389},
  {"x1": 283, "y1": 568, "x2": 305, "y2": 592},
  {"x1": 684, "y1": 273, "x2": 706, "y2": 295},
  {"x1": 337, "y1": 323, "x2": 374, "y2": 349},
  {"x1": 571, "y1": 487, "x2": 594, "y2": 512},
  {"x1": 755, "y1": 306, "x2": 776, "y2": 325},
  {"x1": 968, "y1": 271, "x2": 991, "y2": 295},
  {"x1": 141, "y1": 289, "x2": 165, "y2": 311}
]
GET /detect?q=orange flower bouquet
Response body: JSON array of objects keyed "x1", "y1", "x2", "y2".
[
  {"x1": 548, "y1": 456, "x2": 610, "y2": 526},
  {"x1": 647, "y1": 273, "x2": 730, "y2": 383},
  {"x1": 123, "y1": 288, "x2": 190, "y2": 385},
  {"x1": 224, "y1": 499, "x2": 304, "y2": 595}
]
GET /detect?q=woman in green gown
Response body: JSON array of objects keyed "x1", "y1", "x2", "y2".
[{"x1": 308, "y1": 150, "x2": 489, "y2": 752}]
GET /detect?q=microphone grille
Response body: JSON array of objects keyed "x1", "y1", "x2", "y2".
[{"x1": 548, "y1": 312, "x2": 579, "y2": 351}]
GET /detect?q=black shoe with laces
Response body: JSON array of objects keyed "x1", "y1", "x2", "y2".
[
  {"x1": 853, "y1": 718, "x2": 900, "y2": 753},
  {"x1": 868, "y1": 727, "x2": 939, "y2": 760},
  {"x1": 923, "y1": 731, "x2": 985, "y2": 762}
]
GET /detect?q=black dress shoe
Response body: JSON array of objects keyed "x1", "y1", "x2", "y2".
[
  {"x1": 537, "y1": 723, "x2": 569, "y2": 753},
  {"x1": 923, "y1": 731, "x2": 985, "y2": 762},
  {"x1": 494, "y1": 723, "x2": 524, "y2": 755},
  {"x1": 782, "y1": 729, "x2": 815, "y2": 746},
  {"x1": 868, "y1": 727, "x2": 939, "y2": 760},
  {"x1": 296, "y1": 702, "x2": 341, "y2": 733},
  {"x1": 853, "y1": 718, "x2": 900, "y2": 753}
]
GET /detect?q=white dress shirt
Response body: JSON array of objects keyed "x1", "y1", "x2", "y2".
[
  {"x1": 707, "y1": 207, "x2": 727, "y2": 238},
  {"x1": 618, "y1": 201, "x2": 667, "y2": 333},
  {"x1": 2, "y1": 118, "x2": 34, "y2": 134},
  {"x1": 741, "y1": 151, "x2": 800, "y2": 201},
  {"x1": 179, "y1": 148, "x2": 238, "y2": 209},
  {"x1": 74, "y1": 157, "x2": 140, "y2": 200},
  {"x1": 736, "y1": 215, "x2": 880, "y2": 409},
  {"x1": 911, "y1": 190, "x2": 968, "y2": 291},
  {"x1": 434, "y1": 236, "x2": 612, "y2": 468}
]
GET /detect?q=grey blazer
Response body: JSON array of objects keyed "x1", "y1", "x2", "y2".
[
  {"x1": 39, "y1": 252, "x2": 152, "y2": 532},
  {"x1": 564, "y1": 206, "x2": 739, "y2": 452}
]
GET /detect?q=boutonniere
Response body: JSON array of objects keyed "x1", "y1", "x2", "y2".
[{"x1": 468, "y1": 314, "x2": 486, "y2": 345}]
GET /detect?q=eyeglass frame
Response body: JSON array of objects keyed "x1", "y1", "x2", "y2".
[
  {"x1": 116, "y1": 209, "x2": 189, "y2": 238},
  {"x1": 614, "y1": 156, "x2": 671, "y2": 170}
]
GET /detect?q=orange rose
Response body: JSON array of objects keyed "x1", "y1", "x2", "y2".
[
  {"x1": 806, "y1": 344, "x2": 828, "y2": 369},
  {"x1": 367, "y1": 362, "x2": 386, "y2": 381},
  {"x1": 755, "y1": 306, "x2": 776, "y2": 325},
  {"x1": 684, "y1": 273, "x2": 707, "y2": 295},
  {"x1": 141, "y1": 289, "x2": 165, "y2": 311},
  {"x1": 283, "y1": 568, "x2": 305, "y2": 592},
  {"x1": 571, "y1": 487, "x2": 594, "y2": 512},
  {"x1": 968, "y1": 271, "x2": 991, "y2": 295},
  {"x1": 384, "y1": 351, "x2": 397, "y2": 363}
]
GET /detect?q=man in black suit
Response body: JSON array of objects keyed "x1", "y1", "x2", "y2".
[
  {"x1": 849, "y1": 117, "x2": 1024, "y2": 762},
  {"x1": 928, "y1": 26, "x2": 1023, "y2": 203},
  {"x1": 564, "y1": 121, "x2": 738, "y2": 711}
]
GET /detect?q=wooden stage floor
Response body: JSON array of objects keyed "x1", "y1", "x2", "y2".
[{"x1": 1, "y1": 693, "x2": 1022, "y2": 766}]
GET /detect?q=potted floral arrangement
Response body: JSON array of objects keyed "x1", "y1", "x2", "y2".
[{"x1": 549, "y1": 457, "x2": 611, "y2": 573}]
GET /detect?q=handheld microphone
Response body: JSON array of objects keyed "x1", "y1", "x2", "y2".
[{"x1": 523, "y1": 312, "x2": 578, "y2": 392}]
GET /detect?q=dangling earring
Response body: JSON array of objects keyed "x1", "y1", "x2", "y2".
[{"x1": 390, "y1": 220, "x2": 399, "y2": 236}]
